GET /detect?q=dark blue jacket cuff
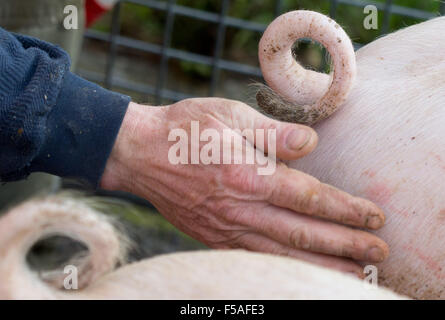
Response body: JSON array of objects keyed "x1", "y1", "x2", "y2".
[{"x1": 30, "y1": 72, "x2": 131, "y2": 188}]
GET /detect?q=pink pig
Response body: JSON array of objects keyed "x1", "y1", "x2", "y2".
[
  {"x1": 0, "y1": 196, "x2": 404, "y2": 299},
  {"x1": 1, "y1": 10, "x2": 443, "y2": 300},
  {"x1": 257, "y1": 11, "x2": 445, "y2": 299}
]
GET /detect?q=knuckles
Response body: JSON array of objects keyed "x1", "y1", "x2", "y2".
[{"x1": 289, "y1": 225, "x2": 313, "y2": 250}]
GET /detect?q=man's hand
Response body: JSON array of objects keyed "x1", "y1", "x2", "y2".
[{"x1": 100, "y1": 98, "x2": 388, "y2": 277}]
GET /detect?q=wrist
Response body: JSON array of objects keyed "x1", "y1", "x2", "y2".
[{"x1": 99, "y1": 101, "x2": 163, "y2": 192}]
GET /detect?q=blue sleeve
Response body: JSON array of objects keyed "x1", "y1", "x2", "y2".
[{"x1": 0, "y1": 27, "x2": 131, "y2": 188}]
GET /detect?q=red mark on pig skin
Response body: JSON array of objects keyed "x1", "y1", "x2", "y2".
[
  {"x1": 362, "y1": 170, "x2": 410, "y2": 218},
  {"x1": 362, "y1": 170, "x2": 394, "y2": 206},
  {"x1": 438, "y1": 209, "x2": 445, "y2": 221},
  {"x1": 430, "y1": 152, "x2": 445, "y2": 172},
  {"x1": 364, "y1": 181, "x2": 393, "y2": 206},
  {"x1": 403, "y1": 244, "x2": 444, "y2": 280},
  {"x1": 362, "y1": 169, "x2": 376, "y2": 178}
]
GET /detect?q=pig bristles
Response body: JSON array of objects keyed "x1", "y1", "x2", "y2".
[
  {"x1": 0, "y1": 194, "x2": 129, "y2": 299},
  {"x1": 256, "y1": 10, "x2": 357, "y2": 126}
]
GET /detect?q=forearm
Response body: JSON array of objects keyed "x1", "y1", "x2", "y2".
[{"x1": 0, "y1": 27, "x2": 130, "y2": 187}]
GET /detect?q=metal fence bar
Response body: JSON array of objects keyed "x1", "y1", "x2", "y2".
[
  {"x1": 155, "y1": 0, "x2": 176, "y2": 104},
  {"x1": 126, "y1": 0, "x2": 267, "y2": 32},
  {"x1": 330, "y1": 0, "x2": 339, "y2": 19},
  {"x1": 274, "y1": 0, "x2": 284, "y2": 17},
  {"x1": 209, "y1": 0, "x2": 230, "y2": 96},
  {"x1": 126, "y1": 0, "x2": 438, "y2": 22},
  {"x1": 85, "y1": 29, "x2": 263, "y2": 76},
  {"x1": 79, "y1": 69, "x2": 194, "y2": 101},
  {"x1": 83, "y1": 0, "x2": 437, "y2": 103},
  {"x1": 381, "y1": 0, "x2": 393, "y2": 34},
  {"x1": 104, "y1": 1, "x2": 122, "y2": 89},
  {"x1": 335, "y1": 0, "x2": 435, "y2": 20}
]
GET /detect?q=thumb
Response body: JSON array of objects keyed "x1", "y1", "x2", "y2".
[{"x1": 236, "y1": 103, "x2": 318, "y2": 160}]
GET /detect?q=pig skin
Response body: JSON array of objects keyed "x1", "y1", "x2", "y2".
[
  {"x1": 282, "y1": 16, "x2": 445, "y2": 299},
  {"x1": 0, "y1": 196, "x2": 404, "y2": 300}
]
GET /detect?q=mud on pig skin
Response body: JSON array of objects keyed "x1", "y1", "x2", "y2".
[{"x1": 257, "y1": 11, "x2": 445, "y2": 299}]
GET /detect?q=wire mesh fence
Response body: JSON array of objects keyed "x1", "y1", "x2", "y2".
[{"x1": 79, "y1": 0, "x2": 445, "y2": 103}]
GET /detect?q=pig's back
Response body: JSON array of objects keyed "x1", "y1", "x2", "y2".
[
  {"x1": 78, "y1": 250, "x2": 403, "y2": 299},
  {"x1": 290, "y1": 17, "x2": 445, "y2": 299}
]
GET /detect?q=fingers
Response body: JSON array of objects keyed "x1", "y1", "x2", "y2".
[
  {"x1": 235, "y1": 232, "x2": 364, "y2": 278},
  {"x1": 235, "y1": 205, "x2": 389, "y2": 263},
  {"x1": 264, "y1": 166, "x2": 385, "y2": 229},
  {"x1": 230, "y1": 101, "x2": 319, "y2": 160},
  {"x1": 172, "y1": 97, "x2": 318, "y2": 160}
]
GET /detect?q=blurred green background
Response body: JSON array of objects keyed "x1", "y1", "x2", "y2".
[{"x1": 88, "y1": 0, "x2": 442, "y2": 83}]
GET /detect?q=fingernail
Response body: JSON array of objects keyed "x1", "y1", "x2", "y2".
[
  {"x1": 286, "y1": 128, "x2": 312, "y2": 151},
  {"x1": 366, "y1": 247, "x2": 385, "y2": 262},
  {"x1": 366, "y1": 215, "x2": 384, "y2": 229}
]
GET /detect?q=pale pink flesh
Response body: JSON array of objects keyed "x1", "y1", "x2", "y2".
[
  {"x1": 258, "y1": 10, "x2": 356, "y2": 121},
  {"x1": 0, "y1": 197, "x2": 404, "y2": 299}
]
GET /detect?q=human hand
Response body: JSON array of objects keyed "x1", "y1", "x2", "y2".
[{"x1": 101, "y1": 98, "x2": 388, "y2": 276}]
